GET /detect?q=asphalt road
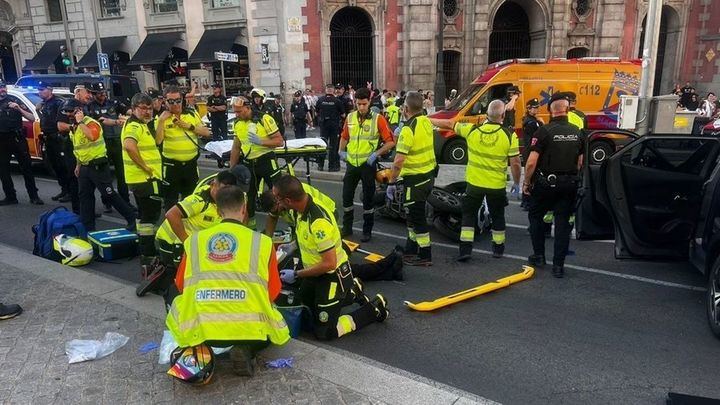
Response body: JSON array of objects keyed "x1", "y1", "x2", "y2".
[{"x1": 2, "y1": 157, "x2": 720, "y2": 404}]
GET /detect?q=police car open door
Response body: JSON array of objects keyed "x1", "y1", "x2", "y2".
[{"x1": 591, "y1": 135, "x2": 720, "y2": 259}]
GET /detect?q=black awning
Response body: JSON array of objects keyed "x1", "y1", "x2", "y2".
[
  {"x1": 128, "y1": 32, "x2": 183, "y2": 65},
  {"x1": 77, "y1": 36, "x2": 127, "y2": 68},
  {"x1": 23, "y1": 40, "x2": 65, "y2": 71},
  {"x1": 188, "y1": 28, "x2": 241, "y2": 63}
]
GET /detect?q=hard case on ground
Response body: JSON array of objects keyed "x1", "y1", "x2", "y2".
[{"x1": 87, "y1": 228, "x2": 139, "y2": 261}]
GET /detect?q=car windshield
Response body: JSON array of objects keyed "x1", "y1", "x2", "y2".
[
  {"x1": 23, "y1": 93, "x2": 41, "y2": 105},
  {"x1": 445, "y1": 84, "x2": 484, "y2": 111}
]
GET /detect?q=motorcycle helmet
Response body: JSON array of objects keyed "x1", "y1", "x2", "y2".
[
  {"x1": 375, "y1": 169, "x2": 393, "y2": 184},
  {"x1": 53, "y1": 235, "x2": 93, "y2": 266},
  {"x1": 167, "y1": 344, "x2": 215, "y2": 385},
  {"x1": 250, "y1": 88, "x2": 266, "y2": 101}
]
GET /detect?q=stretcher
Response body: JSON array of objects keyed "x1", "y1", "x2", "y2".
[{"x1": 203, "y1": 138, "x2": 328, "y2": 184}]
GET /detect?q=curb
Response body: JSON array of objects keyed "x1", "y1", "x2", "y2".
[{"x1": 0, "y1": 242, "x2": 495, "y2": 405}]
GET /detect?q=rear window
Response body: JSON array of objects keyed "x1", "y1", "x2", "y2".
[{"x1": 445, "y1": 84, "x2": 484, "y2": 111}]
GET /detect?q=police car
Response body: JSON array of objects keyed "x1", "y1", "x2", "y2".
[
  {"x1": 576, "y1": 130, "x2": 720, "y2": 339},
  {"x1": 7, "y1": 85, "x2": 73, "y2": 161},
  {"x1": 201, "y1": 112, "x2": 236, "y2": 136}
]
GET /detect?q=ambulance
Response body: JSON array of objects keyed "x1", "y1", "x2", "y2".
[{"x1": 431, "y1": 58, "x2": 642, "y2": 164}]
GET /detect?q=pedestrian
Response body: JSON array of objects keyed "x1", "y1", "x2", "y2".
[
  {"x1": 337, "y1": 84, "x2": 354, "y2": 115},
  {"x1": 155, "y1": 85, "x2": 211, "y2": 212},
  {"x1": 122, "y1": 92, "x2": 163, "y2": 267},
  {"x1": 503, "y1": 85, "x2": 521, "y2": 130},
  {"x1": 61, "y1": 93, "x2": 136, "y2": 232},
  {"x1": 315, "y1": 84, "x2": 345, "y2": 171},
  {"x1": 267, "y1": 93, "x2": 286, "y2": 137},
  {"x1": 338, "y1": 87, "x2": 396, "y2": 242},
  {"x1": 228, "y1": 95, "x2": 284, "y2": 230},
  {"x1": 521, "y1": 98, "x2": 543, "y2": 210},
  {"x1": 566, "y1": 92, "x2": 587, "y2": 130},
  {"x1": 206, "y1": 83, "x2": 228, "y2": 141},
  {"x1": 0, "y1": 81, "x2": 43, "y2": 206},
  {"x1": 680, "y1": 81, "x2": 695, "y2": 108},
  {"x1": 431, "y1": 99, "x2": 521, "y2": 261},
  {"x1": 87, "y1": 85, "x2": 132, "y2": 211},
  {"x1": 0, "y1": 302, "x2": 22, "y2": 320},
  {"x1": 165, "y1": 185, "x2": 290, "y2": 377},
  {"x1": 523, "y1": 93, "x2": 584, "y2": 278},
  {"x1": 147, "y1": 89, "x2": 165, "y2": 136},
  {"x1": 272, "y1": 175, "x2": 388, "y2": 341},
  {"x1": 395, "y1": 90, "x2": 406, "y2": 108},
  {"x1": 385, "y1": 96, "x2": 401, "y2": 132},
  {"x1": 290, "y1": 90, "x2": 309, "y2": 139},
  {"x1": 303, "y1": 89, "x2": 316, "y2": 130},
  {"x1": 385, "y1": 92, "x2": 437, "y2": 266},
  {"x1": 37, "y1": 81, "x2": 72, "y2": 204}
]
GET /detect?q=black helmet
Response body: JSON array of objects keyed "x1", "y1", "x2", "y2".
[{"x1": 61, "y1": 98, "x2": 83, "y2": 113}]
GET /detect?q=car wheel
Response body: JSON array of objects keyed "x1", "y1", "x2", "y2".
[
  {"x1": 441, "y1": 138, "x2": 468, "y2": 165},
  {"x1": 427, "y1": 187, "x2": 463, "y2": 215},
  {"x1": 589, "y1": 141, "x2": 614, "y2": 165},
  {"x1": 707, "y1": 258, "x2": 720, "y2": 339},
  {"x1": 433, "y1": 215, "x2": 461, "y2": 242}
]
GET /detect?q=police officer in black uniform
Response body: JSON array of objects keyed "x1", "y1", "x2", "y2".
[
  {"x1": 520, "y1": 98, "x2": 543, "y2": 210},
  {"x1": 37, "y1": 81, "x2": 71, "y2": 202},
  {"x1": 206, "y1": 83, "x2": 228, "y2": 141},
  {"x1": 290, "y1": 90, "x2": 309, "y2": 139},
  {"x1": 315, "y1": 84, "x2": 345, "y2": 171},
  {"x1": 523, "y1": 92, "x2": 584, "y2": 278},
  {"x1": 503, "y1": 85, "x2": 521, "y2": 130},
  {"x1": 266, "y1": 92, "x2": 286, "y2": 137},
  {"x1": 0, "y1": 81, "x2": 43, "y2": 205}
]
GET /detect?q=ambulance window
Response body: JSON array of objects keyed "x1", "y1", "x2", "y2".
[
  {"x1": 467, "y1": 84, "x2": 512, "y2": 115},
  {"x1": 446, "y1": 84, "x2": 482, "y2": 111}
]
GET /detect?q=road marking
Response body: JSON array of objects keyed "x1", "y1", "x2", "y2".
[{"x1": 359, "y1": 227, "x2": 707, "y2": 292}]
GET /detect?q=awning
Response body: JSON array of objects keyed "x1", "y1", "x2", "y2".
[
  {"x1": 77, "y1": 36, "x2": 127, "y2": 68},
  {"x1": 188, "y1": 28, "x2": 241, "y2": 63},
  {"x1": 128, "y1": 32, "x2": 183, "y2": 65},
  {"x1": 23, "y1": 40, "x2": 65, "y2": 71}
]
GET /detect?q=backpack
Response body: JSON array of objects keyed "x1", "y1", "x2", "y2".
[{"x1": 32, "y1": 207, "x2": 87, "y2": 260}]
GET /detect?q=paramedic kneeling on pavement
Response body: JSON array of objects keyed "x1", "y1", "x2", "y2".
[
  {"x1": 166, "y1": 185, "x2": 290, "y2": 376},
  {"x1": 272, "y1": 175, "x2": 388, "y2": 340}
]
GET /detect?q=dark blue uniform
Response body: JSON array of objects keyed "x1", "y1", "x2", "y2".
[
  {"x1": 0, "y1": 94, "x2": 41, "y2": 205},
  {"x1": 38, "y1": 95, "x2": 71, "y2": 199},
  {"x1": 315, "y1": 94, "x2": 344, "y2": 171},
  {"x1": 290, "y1": 98, "x2": 309, "y2": 139},
  {"x1": 88, "y1": 97, "x2": 130, "y2": 204},
  {"x1": 206, "y1": 94, "x2": 228, "y2": 141}
]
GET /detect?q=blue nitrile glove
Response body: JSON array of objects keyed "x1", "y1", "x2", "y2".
[
  {"x1": 279, "y1": 269, "x2": 297, "y2": 284},
  {"x1": 510, "y1": 183, "x2": 520, "y2": 199},
  {"x1": 339, "y1": 150, "x2": 347, "y2": 161},
  {"x1": 386, "y1": 184, "x2": 397, "y2": 201},
  {"x1": 248, "y1": 133, "x2": 262, "y2": 145},
  {"x1": 367, "y1": 152, "x2": 378, "y2": 165}
]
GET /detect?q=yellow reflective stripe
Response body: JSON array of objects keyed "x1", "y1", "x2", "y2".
[
  {"x1": 467, "y1": 146, "x2": 507, "y2": 161},
  {"x1": 190, "y1": 233, "x2": 201, "y2": 273},
  {"x1": 73, "y1": 138, "x2": 105, "y2": 150},
  {"x1": 491, "y1": 230, "x2": 506, "y2": 244},
  {"x1": 408, "y1": 144, "x2": 434, "y2": 155},
  {"x1": 183, "y1": 271, "x2": 267, "y2": 289},
  {"x1": 403, "y1": 158, "x2": 436, "y2": 169},
  {"x1": 328, "y1": 282, "x2": 337, "y2": 300},
  {"x1": 408, "y1": 228, "x2": 416, "y2": 241},
  {"x1": 460, "y1": 227, "x2": 474, "y2": 242},
  {"x1": 416, "y1": 232, "x2": 431, "y2": 248},
  {"x1": 467, "y1": 160, "x2": 507, "y2": 172},
  {"x1": 137, "y1": 144, "x2": 158, "y2": 151},
  {"x1": 178, "y1": 312, "x2": 287, "y2": 333},
  {"x1": 336, "y1": 314, "x2": 356, "y2": 337}
]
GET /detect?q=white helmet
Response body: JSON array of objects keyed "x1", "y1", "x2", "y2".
[{"x1": 53, "y1": 235, "x2": 94, "y2": 266}]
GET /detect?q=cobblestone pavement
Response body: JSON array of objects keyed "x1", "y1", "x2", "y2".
[{"x1": 0, "y1": 265, "x2": 385, "y2": 405}]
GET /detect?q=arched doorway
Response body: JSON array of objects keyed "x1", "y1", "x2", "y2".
[
  {"x1": 638, "y1": 5, "x2": 681, "y2": 96},
  {"x1": 442, "y1": 50, "x2": 461, "y2": 97},
  {"x1": 489, "y1": 0, "x2": 546, "y2": 64},
  {"x1": 330, "y1": 7, "x2": 373, "y2": 87}
]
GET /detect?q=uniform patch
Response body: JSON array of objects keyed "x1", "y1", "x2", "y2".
[
  {"x1": 531, "y1": 138, "x2": 538, "y2": 146},
  {"x1": 318, "y1": 311, "x2": 329, "y2": 323},
  {"x1": 315, "y1": 230, "x2": 326, "y2": 240},
  {"x1": 207, "y1": 232, "x2": 237, "y2": 262},
  {"x1": 195, "y1": 288, "x2": 246, "y2": 301}
]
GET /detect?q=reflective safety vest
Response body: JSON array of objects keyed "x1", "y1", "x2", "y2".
[
  {"x1": 346, "y1": 111, "x2": 380, "y2": 167},
  {"x1": 71, "y1": 116, "x2": 106, "y2": 165},
  {"x1": 233, "y1": 113, "x2": 278, "y2": 160},
  {"x1": 386, "y1": 104, "x2": 400, "y2": 125},
  {"x1": 568, "y1": 110, "x2": 585, "y2": 130},
  {"x1": 166, "y1": 222, "x2": 290, "y2": 347},
  {"x1": 455, "y1": 122, "x2": 519, "y2": 189},
  {"x1": 121, "y1": 117, "x2": 162, "y2": 184},
  {"x1": 156, "y1": 112, "x2": 202, "y2": 162},
  {"x1": 397, "y1": 114, "x2": 436, "y2": 176},
  {"x1": 156, "y1": 186, "x2": 221, "y2": 245},
  {"x1": 287, "y1": 183, "x2": 337, "y2": 226}
]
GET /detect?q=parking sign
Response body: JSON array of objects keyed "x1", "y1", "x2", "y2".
[{"x1": 97, "y1": 53, "x2": 110, "y2": 76}]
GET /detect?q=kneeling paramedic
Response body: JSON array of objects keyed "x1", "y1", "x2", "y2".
[
  {"x1": 62, "y1": 97, "x2": 136, "y2": 231},
  {"x1": 166, "y1": 185, "x2": 290, "y2": 376},
  {"x1": 272, "y1": 175, "x2": 388, "y2": 340}
]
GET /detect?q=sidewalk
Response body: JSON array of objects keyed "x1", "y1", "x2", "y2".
[{"x1": 0, "y1": 243, "x2": 492, "y2": 405}]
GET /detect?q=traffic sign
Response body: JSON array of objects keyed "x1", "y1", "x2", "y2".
[
  {"x1": 97, "y1": 52, "x2": 110, "y2": 76},
  {"x1": 214, "y1": 51, "x2": 239, "y2": 63}
]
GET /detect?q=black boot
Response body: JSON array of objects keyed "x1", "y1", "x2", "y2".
[
  {"x1": 456, "y1": 242, "x2": 472, "y2": 262},
  {"x1": 51, "y1": 191, "x2": 66, "y2": 201},
  {"x1": 552, "y1": 264, "x2": 565, "y2": 278},
  {"x1": 492, "y1": 243, "x2": 505, "y2": 258},
  {"x1": 404, "y1": 239, "x2": 418, "y2": 259},
  {"x1": 528, "y1": 254, "x2": 546, "y2": 267},
  {"x1": 405, "y1": 247, "x2": 432, "y2": 267}
]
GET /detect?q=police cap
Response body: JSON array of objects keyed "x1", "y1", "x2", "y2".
[
  {"x1": 294, "y1": 90, "x2": 302, "y2": 97},
  {"x1": 549, "y1": 92, "x2": 570, "y2": 104},
  {"x1": 566, "y1": 91, "x2": 577, "y2": 102},
  {"x1": 335, "y1": 83, "x2": 344, "y2": 90},
  {"x1": 526, "y1": 98, "x2": 540, "y2": 108},
  {"x1": 60, "y1": 98, "x2": 83, "y2": 113},
  {"x1": 147, "y1": 89, "x2": 163, "y2": 99},
  {"x1": 37, "y1": 81, "x2": 52, "y2": 90}
]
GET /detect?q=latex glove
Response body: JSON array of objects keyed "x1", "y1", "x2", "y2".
[
  {"x1": 510, "y1": 183, "x2": 520, "y2": 199},
  {"x1": 339, "y1": 150, "x2": 347, "y2": 161},
  {"x1": 367, "y1": 152, "x2": 378, "y2": 165},
  {"x1": 248, "y1": 133, "x2": 262, "y2": 145},
  {"x1": 386, "y1": 184, "x2": 397, "y2": 201},
  {"x1": 279, "y1": 269, "x2": 297, "y2": 284}
]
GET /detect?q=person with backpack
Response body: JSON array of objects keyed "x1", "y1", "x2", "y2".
[{"x1": 430, "y1": 99, "x2": 521, "y2": 261}]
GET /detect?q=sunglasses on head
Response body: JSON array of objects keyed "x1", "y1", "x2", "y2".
[{"x1": 166, "y1": 98, "x2": 182, "y2": 105}]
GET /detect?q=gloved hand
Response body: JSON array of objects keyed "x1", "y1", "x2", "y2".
[
  {"x1": 367, "y1": 152, "x2": 378, "y2": 165},
  {"x1": 386, "y1": 184, "x2": 397, "y2": 201},
  {"x1": 510, "y1": 183, "x2": 520, "y2": 199},
  {"x1": 339, "y1": 150, "x2": 347, "y2": 161},
  {"x1": 248, "y1": 133, "x2": 262, "y2": 145},
  {"x1": 279, "y1": 269, "x2": 297, "y2": 284}
]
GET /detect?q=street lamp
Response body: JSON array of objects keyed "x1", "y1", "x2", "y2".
[{"x1": 434, "y1": 0, "x2": 446, "y2": 109}]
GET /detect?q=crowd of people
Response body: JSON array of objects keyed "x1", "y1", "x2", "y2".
[{"x1": 672, "y1": 82, "x2": 719, "y2": 134}]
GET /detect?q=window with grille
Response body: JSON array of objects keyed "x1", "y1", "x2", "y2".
[
  {"x1": 46, "y1": 0, "x2": 62, "y2": 22},
  {"x1": 566, "y1": 47, "x2": 589, "y2": 59},
  {"x1": 575, "y1": 0, "x2": 591, "y2": 17},
  {"x1": 212, "y1": 0, "x2": 241, "y2": 7},
  {"x1": 153, "y1": 0, "x2": 178, "y2": 13},
  {"x1": 443, "y1": 0, "x2": 458, "y2": 18},
  {"x1": 100, "y1": 0, "x2": 121, "y2": 17}
]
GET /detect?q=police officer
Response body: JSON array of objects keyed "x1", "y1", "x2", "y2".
[
  {"x1": 272, "y1": 175, "x2": 388, "y2": 341},
  {"x1": 523, "y1": 93, "x2": 584, "y2": 278},
  {"x1": 155, "y1": 85, "x2": 211, "y2": 212},
  {"x1": 37, "y1": 81, "x2": 71, "y2": 203},
  {"x1": 290, "y1": 90, "x2": 309, "y2": 139},
  {"x1": 431, "y1": 99, "x2": 521, "y2": 261},
  {"x1": 206, "y1": 83, "x2": 228, "y2": 141},
  {"x1": 566, "y1": 92, "x2": 588, "y2": 130},
  {"x1": 338, "y1": 87, "x2": 396, "y2": 242},
  {"x1": 521, "y1": 98, "x2": 543, "y2": 210},
  {"x1": 122, "y1": 93, "x2": 163, "y2": 267},
  {"x1": 0, "y1": 81, "x2": 43, "y2": 205},
  {"x1": 62, "y1": 96, "x2": 135, "y2": 231},
  {"x1": 250, "y1": 88, "x2": 268, "y2": 119},
  {"x1": 315, "y1": 84, "x2": 345, "y2": 171},
  {"x1": 386, "y1": 92, "x2": 436, "y2": 266},
  {"x1": 266, "y1": 92, "x2": 286, "y2": 137},
  {"x1": 87, "y1": 85, "x2": 132, "y2": 208},
  {"x1": 503, "y1": 85, "x2": 521, "y2": 130},
  {"x1": 147, "y1": 89, "x2": 165, "y2": 136},
  {"x1": 229, "y1": 96, "x2": 284, "y2": 230}
]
